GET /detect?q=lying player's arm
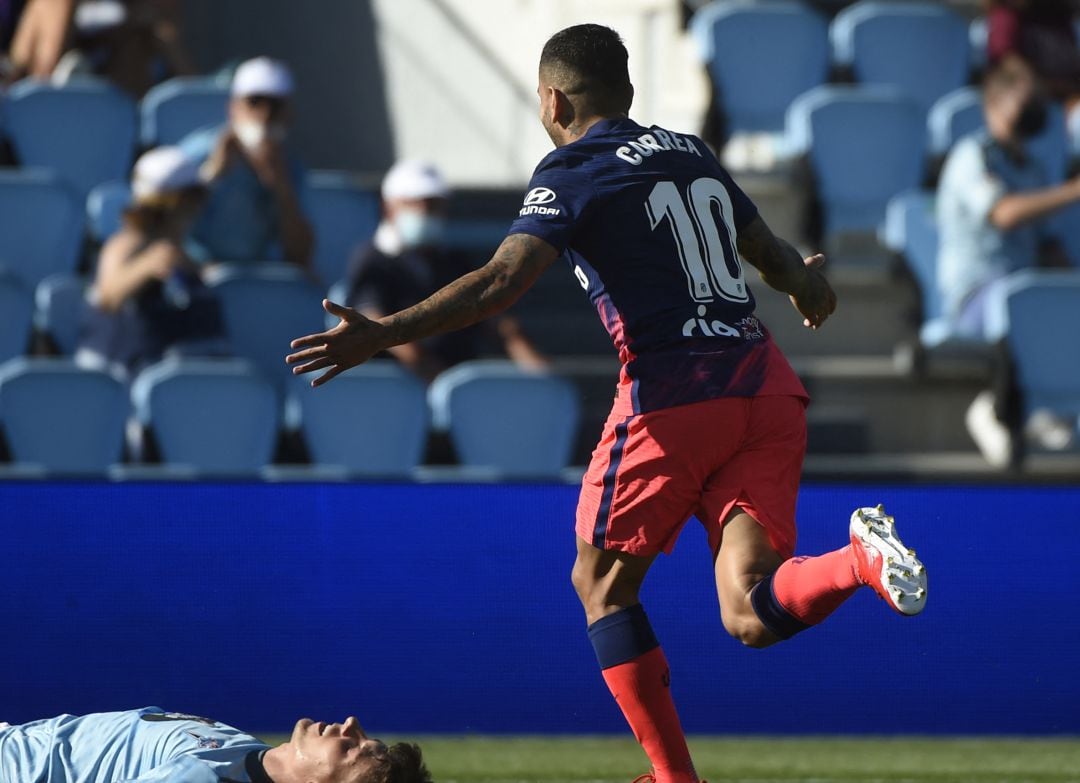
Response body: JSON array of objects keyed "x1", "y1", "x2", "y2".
[
  {"x1": 286, "y1": 233, "x2": 559, "y2": 386},
  {"x1": 736, "y1": 215, "x2": 836, "y2": 330}
]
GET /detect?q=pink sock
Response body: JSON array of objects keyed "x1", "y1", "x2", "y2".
[{"x1": 770, "y1": 545, "x2": 861, "y2": 624}]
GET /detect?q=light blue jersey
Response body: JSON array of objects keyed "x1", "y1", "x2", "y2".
[{"x1": 0, "y1": 707, "x2": 271, "y2": 783}]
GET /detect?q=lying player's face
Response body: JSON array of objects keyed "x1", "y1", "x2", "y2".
[{"x1": 287, "y1": 716, "x2": 390, "y2": 783}]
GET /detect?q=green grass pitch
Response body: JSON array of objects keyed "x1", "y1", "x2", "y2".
[{"x1": 261, "y1": 735, "x2": 1080, "y2": 782}]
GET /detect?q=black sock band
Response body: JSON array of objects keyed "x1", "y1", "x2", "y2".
[
  {"x1": 750, "y1": 575, "x2": 810, "y2": 640},
  {"x1": 587, "y1": 604, "x2": 660, "y2": 669}
]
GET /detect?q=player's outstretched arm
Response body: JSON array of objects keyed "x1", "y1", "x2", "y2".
[
  {"x1": 286, "y1": 233, "x2": 559, "y2": 386},
  {"x1": 736, "y1": 215, "x2": 837, "y2": 330}
]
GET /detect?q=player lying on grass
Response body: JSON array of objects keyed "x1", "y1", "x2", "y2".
[
  {"x1": 286, "y1": 23, "x2": 927, "y2": 783},
  {"x1": 0, "y1": 706, "x2": 430, "y2": 783}
]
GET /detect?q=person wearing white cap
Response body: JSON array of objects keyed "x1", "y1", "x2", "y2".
[
  {"x1": 342, "y1": 160, "x2": 547, "y2": 381},
  {"x1": 179, "y1": 56, "x2": 313, "y2": 269},
  {"x1": 76, "y1": 146, "x2": 227, "y2": 377}
]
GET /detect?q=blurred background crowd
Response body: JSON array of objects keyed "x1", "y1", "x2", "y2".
[{"x1": 0, "y1": 0, "x2": 1078, "y2": 480}]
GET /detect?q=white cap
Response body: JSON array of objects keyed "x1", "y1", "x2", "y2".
[
  {"x1": 381, "y1": 160, "x2": 449, "y2": 201},
  {"x1": 131, "y1": 147, "x2": 202, "y2": 200},
  {"x1": 231, "y1": 57, "x2": 294, "y2": 98}
]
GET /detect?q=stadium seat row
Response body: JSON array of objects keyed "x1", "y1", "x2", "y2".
[
  {"x1": 0, "y1": 264, "x2": 358, "y2": 377},
  {"x1": 691, "y1": 0, "x2": 979, "y2": 134},
  {"x1": 783, "y1": 82, "x2": 1072, "y2": 238},
  {"x1": 0, "y1": 74, "x2": 230, "y2": 198},
  {"x1": 0, "y1": 358, "x2": 581, "y2": 479},
  {"x1": 0, "y1": 166, "x2": 379, "y2": 299},
  {"x1": 692, "y1": 1, "x2": 1076, "y2": 238}
]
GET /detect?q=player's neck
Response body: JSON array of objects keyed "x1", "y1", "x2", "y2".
[
  {"x1": 257, "y1": 745, "x2": 289, "y2": 783},
  {"x1": 555, "y1": 113, "x2": 626, "y2": 147}
]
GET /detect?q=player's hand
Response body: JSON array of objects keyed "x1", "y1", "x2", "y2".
[
  {"x1": 789, "y1": 253, "x2": 836, "y2": 330},
  {"x1": 286, "y1": 300, "x2": 388, "y2": 387}
]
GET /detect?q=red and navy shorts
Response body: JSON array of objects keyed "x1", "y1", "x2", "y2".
[{"x1": 576, "y1": 395, "x2": 807, "y2": 560}]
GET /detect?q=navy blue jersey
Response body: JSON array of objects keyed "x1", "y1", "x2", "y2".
[{"x1": 508, "y1": 118, "x2": 806, "y2": 414}]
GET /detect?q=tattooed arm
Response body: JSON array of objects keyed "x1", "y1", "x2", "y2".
[
  {"x1": 285, "y1": 233, "x2": 559, "y2": 386},
  {"x1": 736, "y1": 215, "x2": 837, "y2": 330}
]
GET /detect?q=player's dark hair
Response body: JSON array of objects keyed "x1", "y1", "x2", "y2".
[
  {"x1": 381, "y1": 742, "x2": 432, "y2": 783},
  {"x1": 539, "y1": 24, "x2": 633, "y2": 115}
]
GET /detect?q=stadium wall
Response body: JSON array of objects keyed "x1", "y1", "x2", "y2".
[{"x1": 0, "y1": 482, "x2": 1076, "y2": 736}]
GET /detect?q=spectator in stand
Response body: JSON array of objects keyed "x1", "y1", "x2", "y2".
[
  {"x1": 937, "y1": 58, "x2": 1079, "y2": 340},
  {"x1": 51, "y1": 0, "x2": 195, "y2": 98},
  {"x1": 343, "y1": 160, "x2": 547, "y2": 382},
  {"x1": 180, "y1": 57, "x2": 314, "y2": 270},
  {"x1": 987, "y1": 0, "x2": 1080, "y2": 154},
  {"x1": 77, "y1": 146, "x2": 227, "y2": 378},
  {"x1": 938, "y1": 58, "x2": 1080, "y2": 465},
  {"x1": 988, "y1": 0, "x2": 1080, "y2": 100},
  {"x1": 2, "y1": 0, "x2": 75, "y2": 82}
]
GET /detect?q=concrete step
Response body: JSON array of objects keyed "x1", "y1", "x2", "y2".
[{"x1": 753, "y1": 265, "x2": 920, "y2": 358}]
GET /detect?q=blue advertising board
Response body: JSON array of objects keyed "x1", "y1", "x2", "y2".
[{"x1": 0, "y1": 481, "x2": 1076, "y2": 735}]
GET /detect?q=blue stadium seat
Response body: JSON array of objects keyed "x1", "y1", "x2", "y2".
[
  {"x1": 294, "y1": 362, "x2": 428, "y2": 475},
  {"x1": 428, "y1": 360, "x2": 580, "y2": 477},
  {"x1": 881, "y1": 190, "x2": 949, "y2": 345},
  {"x1": 1026, "y1": 102, "x2": 1069, "y2": 184},
  {"x1": 1049, "y1": 203, "x2": 1080, "y2": 269},
  {"x1": 206, "y1": 264, "x2": 326, "y2": 388},
  {"x1": 34, "y1": 274, "x2": 89, "y2": 355},
  {"x1": 690, "y1": 1, "x2": 829, "y2": 133},
  {"x1": 831, "y1": 1, "x2": 970, "y2": 114},
  {"x1": 928, "y1": 87, "x2": 983, "y2": 156},
  {"x1": 307, "y1": 170, "x2": 381, "y2": 287},
  {"x1": 130, "y1": 358, "x2": 278, "y2": 475},
  {"x1": 0, "y1": 274, "x2": 34, "y2": 363},
  {"x1": 0, "y1": 357, "x2": 127, "y2": 473},
  {"x1": 3, "y1": 80, "x2": 137, "y2": 196},
  {"x1": 139, "y1": 76, "x2": 229, "y2": 147},
  {"x1": 86, "y1": 180, "x2": 132, "y2": 243},
  {"x1": 0, "y1": 169, "x2": 85, "y2": 290},
  {"x1": 985, "y1": 271, "x2": 1080, "y2": 419},
  {"x1": 787, "y1": 85, "x2": 925, "y2": 235},
  {"x1": 968, "y1": 16, "x2": 988, "y2": 71}
]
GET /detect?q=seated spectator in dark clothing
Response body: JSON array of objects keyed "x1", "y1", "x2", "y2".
[
  {"x1": 180, "y1": 57, "x2": 314, "y2": 269},
  {"x1": 344, "y1": 160, "x2": 546, "y2": 382},
  {"x1": 988, "y1": 0, "x2": 1080, "y2": 100},
  {"x1": 51, "y1": 0, "x2": 195, "y2": 98},
  {"x1": 987, "y1": 0, "x2": 1080, "y2": 154},
  {"x1": 77, "y1": 146, "x2": 227, "y2": 378}
]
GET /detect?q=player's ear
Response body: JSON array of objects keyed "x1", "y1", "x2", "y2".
[{"x1": 552, "y1": 88, "x2": 575, "y2": 128}]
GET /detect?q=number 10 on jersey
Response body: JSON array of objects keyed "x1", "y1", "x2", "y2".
[{"x1": 646, "y1": 177, "x2": 748, "y2": 304}]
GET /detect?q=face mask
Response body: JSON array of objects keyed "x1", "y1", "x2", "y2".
[
  {"x1": 394, "y1": 209, "x2": 447, "y2": 249},
  {"x1": 234, "y1": 121, "x2": 287, "y2": 151},
  {"x1": 1015, "y1": 97, "x2": 1048, "y2": 139},
  {"x1": 234, "y1": 120, "x2": 266, "y2": 151}
]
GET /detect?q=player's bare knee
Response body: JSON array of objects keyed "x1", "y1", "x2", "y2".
[{"x1": 722, "y1": 611, "x2": 776, "y2": 649}]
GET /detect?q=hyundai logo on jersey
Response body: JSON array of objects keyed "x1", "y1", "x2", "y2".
[
  {"x1": 524, "y1": 187, "x2": 557, "y2": 205},
  {"x1": 519, "y1": 186, "x2": 561, "y2": 217}
]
